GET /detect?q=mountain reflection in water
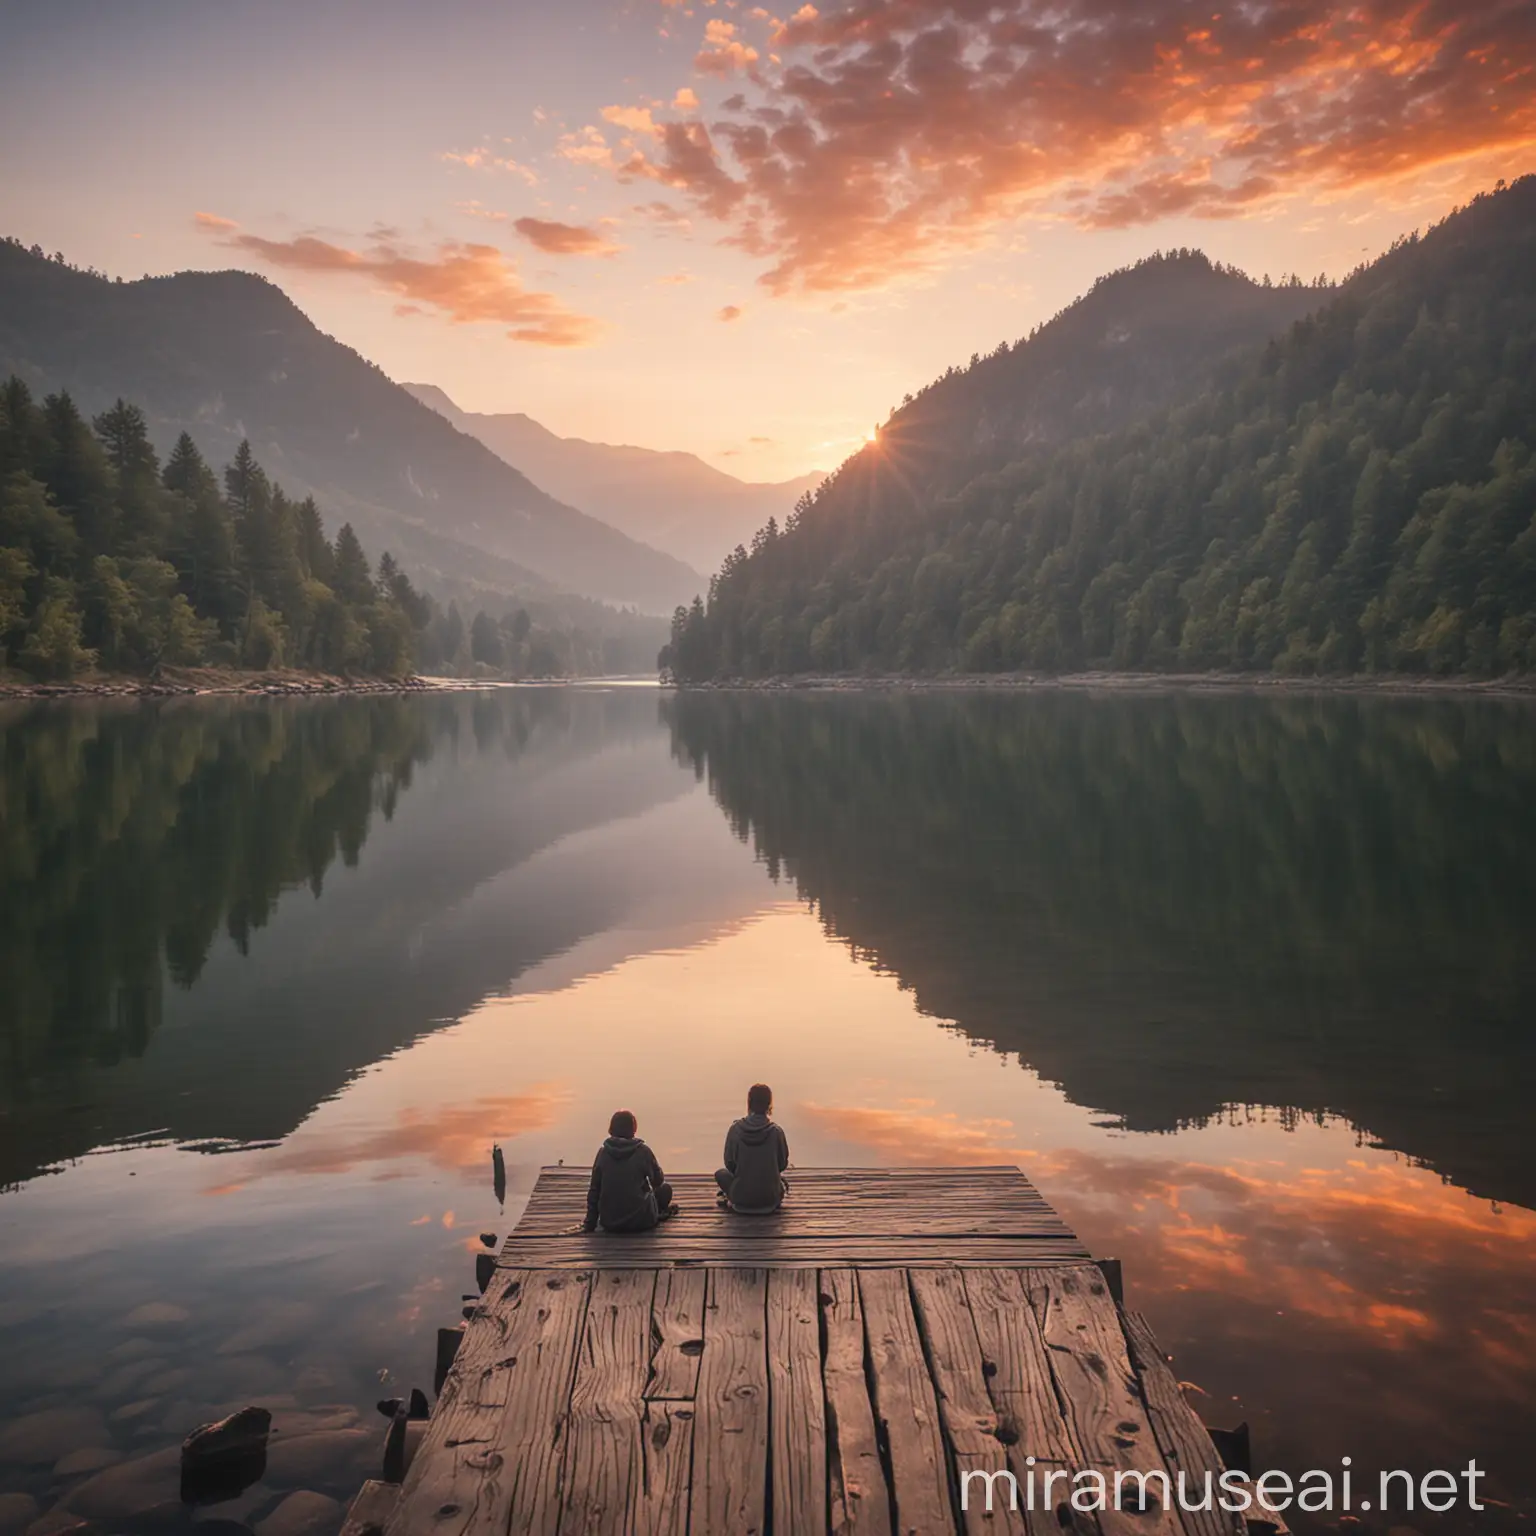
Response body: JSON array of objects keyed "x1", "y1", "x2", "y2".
[{"x1": 0, "y1": 687, "x2": 1531, "y2": 1534}]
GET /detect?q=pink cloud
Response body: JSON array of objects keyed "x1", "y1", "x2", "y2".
[{"x1": 194, "y1": 216, "x2": 602, "y2": 346}]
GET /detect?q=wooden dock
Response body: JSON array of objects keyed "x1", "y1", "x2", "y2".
[{"x1": 357, "y1": 1167, "x2": 1248, "y2": 1536}]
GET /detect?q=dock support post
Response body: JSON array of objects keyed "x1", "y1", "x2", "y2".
[{"x1": 1095, "y1": 1256, "x2": 1124, "y2": 1306}]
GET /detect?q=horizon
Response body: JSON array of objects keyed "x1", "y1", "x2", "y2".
[{"x1": 3, "y1": 0, "x2": 1532, "y2": 481}]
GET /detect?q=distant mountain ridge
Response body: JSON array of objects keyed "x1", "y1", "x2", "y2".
[
  {"x1": 404, "y1": 382, "x2": 825, "y2": 572},
  {"x1": 0, "y1": 242, "x2": 702, "y2": 613}
]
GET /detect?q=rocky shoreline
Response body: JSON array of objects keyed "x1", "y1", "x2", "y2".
[
  {"x1": 674, "y1": 668, "x2": 1536, "y2": 698},
  {"x1": 0, "y1": 670, "x2": 444, "y2": 703}
]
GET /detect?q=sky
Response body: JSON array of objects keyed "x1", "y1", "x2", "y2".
[{"x1": 1, "y1": 0, "x2": 1533, "y2": 481}]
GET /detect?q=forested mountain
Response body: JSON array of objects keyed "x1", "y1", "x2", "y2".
[
  {"x1": 0, "y1": 240, "x2": 701, "y2": 612},
  {"x1": 666, "y1": 177, "x2": 1536, "y2": 680},
  {"x1": 405, "y1": 382, "x2": 825, "y2": 572},
  {"x1": 0, "y1": 378, "x2": 664, "y2": 680},
  {"x1": 0, "y1": 378, "x2": 430, "y2": 677}
]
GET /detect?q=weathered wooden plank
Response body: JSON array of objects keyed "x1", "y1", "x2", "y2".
[
  {"x1": 859, "y1": 1268, "x2": 955, "y2": 1536},
  {"x1": 558, "y1": 1269, "x2": 654, "y2": 1535},
  {"x1": 1122, "y1": 1312, "x2": 1246, "y2": 1536},
  {"x1": 1028, "y1": 1267, "x2": 1181, "y2": 1536},
  {"x1": 963, "y1": 1269, "x2": 1076, "y2": 1469},
  {"x1": 646, "y1": 1268, "x2": 706, "y2": 1401},
  {"x1": 822, "y1": 1268, "x2": 893, "y2": 1536},
  {"x1": 340, "y1": 1479, "x2": 399, "y2": 1536},
  {"x1": 768, "y1": 1268, "x2": 828, "y2": 1536},
  {"x1": 499, "y1": 1271, "x2": 593, "y2": 1536},
  {"x1": 634, "y1": 1401, "x2": 694, "y2": 1536},
  {"x1": 690, "y1": 1267, "x2": 770, "y2": 1536},
  {"x1": 384, "y1": 1269, "x2": 590, "y2": 1536},
  {"x1": 499, "y1": 1237, "x2": 1090, "y2": 1270},
  {"x1": 909, "y1": 1268, "x2": 1030, "y2": 1536}
]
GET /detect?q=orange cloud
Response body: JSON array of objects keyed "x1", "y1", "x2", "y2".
[
  {"x1": 695, "y1": 18, "x2": 760, "y2": 76},
  {"x1": 512, "y1": 217, "x2": 621, "y2": 257},
  {"x1": 602, "y1": 104, "x2": 660, "y2": 137},
  {"x1": 441, "y1": 147, "x2": 539, "y2": 185},
  {"x1": 194, "y1": 216, "x2": 601, "y2": 346},
  {"x1": 613, "y1": 0, "x2": 1536, "y2": 292},
  {"x1": 799, "y1": 1099, "x2": 1035, "y2": 1162},
  {"x1": 202, "y1": 1089, "x2": 569, "y2": 1186},
  {"x1": 717, "y1": 303, "x2": 744, "y2": 321}
]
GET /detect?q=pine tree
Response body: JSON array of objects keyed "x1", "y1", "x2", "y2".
[
  {"x1": 94, "y1": 399, "x2": 166, "y2": 553},
  {"x1": 330, "y1": 522, "x2": 373, "y2": 605}
]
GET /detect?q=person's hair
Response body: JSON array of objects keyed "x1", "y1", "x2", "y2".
[
  {"x1": 747, "y1": 1083, "x2": 773, "y2": 1115},
  {"x1": 609, "y1": 1109, "x2": 637, "y2": 1137}
]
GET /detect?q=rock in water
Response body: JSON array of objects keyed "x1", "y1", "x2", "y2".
[
  {"x1": 184, "y1": 1407, "x2": 272, "y2": 1462},
  {"x1": 181, "y1": 1407, "x2": 271, "y2": 1505},
  {"x1": 0, "y1": 1407, "x2": 112, "y2": 1466},
  {"x1": 0, "y1": 1493, "x2": 40, "y2": 1536},
  {"x1": 478, "y1": 1233, "x2": 496, "y2": 1248},
  {"x1": 491, "y1": 1145, "x2": 506, "y2": 1207}
]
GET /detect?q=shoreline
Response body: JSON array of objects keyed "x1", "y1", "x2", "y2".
[
  {"x1": 674, "y1": 669, "x2": 1536, "y2": 699},
  {"x1": 0, "y1": 666, "x2": 443, "y2": 701}
]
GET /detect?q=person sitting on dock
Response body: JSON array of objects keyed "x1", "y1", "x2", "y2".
[
  {"x1": 715, "y1": 1084, "x2": 790, "y2": 1214},
  {"x1": 581, "y1": 1110, "x2": 676, "y2": 1232}
]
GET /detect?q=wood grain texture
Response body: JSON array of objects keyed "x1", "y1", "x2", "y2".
[
  {"x1": 821, "y1": 1268, "x2": 893, "y2": 1536},
  {"x1": 558, "y1": 1269, "x2": 654, "y2": 1535},
  {"x1": 1028, "y1": 1268, "x2": 1181, "y2": 1536},
  {"x1": 340, "y1": 1480, "x2": 399, "y2": 1536},
  {"x1": 388, "y1": 1177, "x2": 1245, "y2": 1536},
  {"x1": 963, "y1": 1269, "x2": 1078, "y2": 1470},
  {"x1": 1121, "y1": 1312, "x2": 1246, "y2": 1536},
  {"x1": 499, "y1": 1237, "x2": 1089, "y2": 1269},
  {"x1": 691, "y1": 1267, "x2": 770, "y2": 1536},
  {"x1": 384, "y1": 1269, "x2": 589, "y2": 1536},
  {"x1": 500, "y1": 1272, "x2": 592, "y2": 1536},
  {"x1": 634, "y1": 1401, "x2": 694, "y2": 1536},
  {"x1": 909, "y1": 1268, "x2": 1030, "y2": 1536},
  {"x1": 859, "y1": 1268, "x2": 956, "y2": 1536},
  {"x1": 768, "y1": 1268, "x2": 828, "y2": 1536},
  {"x1": 646, "y1": 1268, "x2": 707, "y2": 1401}
]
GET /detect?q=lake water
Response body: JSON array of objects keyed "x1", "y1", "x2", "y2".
[{"x1": 1, "y1": 686, "x2": 1533, "y2": 1535}]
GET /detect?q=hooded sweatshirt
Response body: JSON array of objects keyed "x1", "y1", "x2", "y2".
[
  {"x1": 585, "y1": 1135, "x2": 666, "y2": 1232},
  {"x1": 721, "y1": 1113, "x2": 789, "y2": 1213}
]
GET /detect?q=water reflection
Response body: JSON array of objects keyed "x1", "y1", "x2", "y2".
[
  {"x1": 666, "y1": 689, "x2": 1536, "y2": 1208},
  {"x1": 0, "y1": 688, "x2": 1531, "y2": 1534}
]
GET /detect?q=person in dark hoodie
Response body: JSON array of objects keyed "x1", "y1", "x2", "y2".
[
  {"x1": 714, "y1": 1083, "x2": 790, "y2": 1214},
  {"x1": 582, "y1": 1110, "x2": 676, "y2": 1233}
]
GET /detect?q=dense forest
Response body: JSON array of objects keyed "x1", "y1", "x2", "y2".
[
  {"x1": 0, "y1": 376, "x2": 653, "y2": 680},
  {"x1": 664, "y1": 177, "x2": 1536, "y2": 680}
]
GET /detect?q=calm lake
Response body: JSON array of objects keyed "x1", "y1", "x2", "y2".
[{"x1": 2, "y1": 686, "x2": 1533, "y2": 1535}]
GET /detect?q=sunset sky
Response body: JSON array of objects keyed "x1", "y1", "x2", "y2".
[{"x1": 2, "y1": 0, "x2": 1532, "y2": 480}]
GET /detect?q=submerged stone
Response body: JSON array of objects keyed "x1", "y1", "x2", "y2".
[{"x1": 0, "y1": 1406, "x2": 112, "y2": 1466}]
